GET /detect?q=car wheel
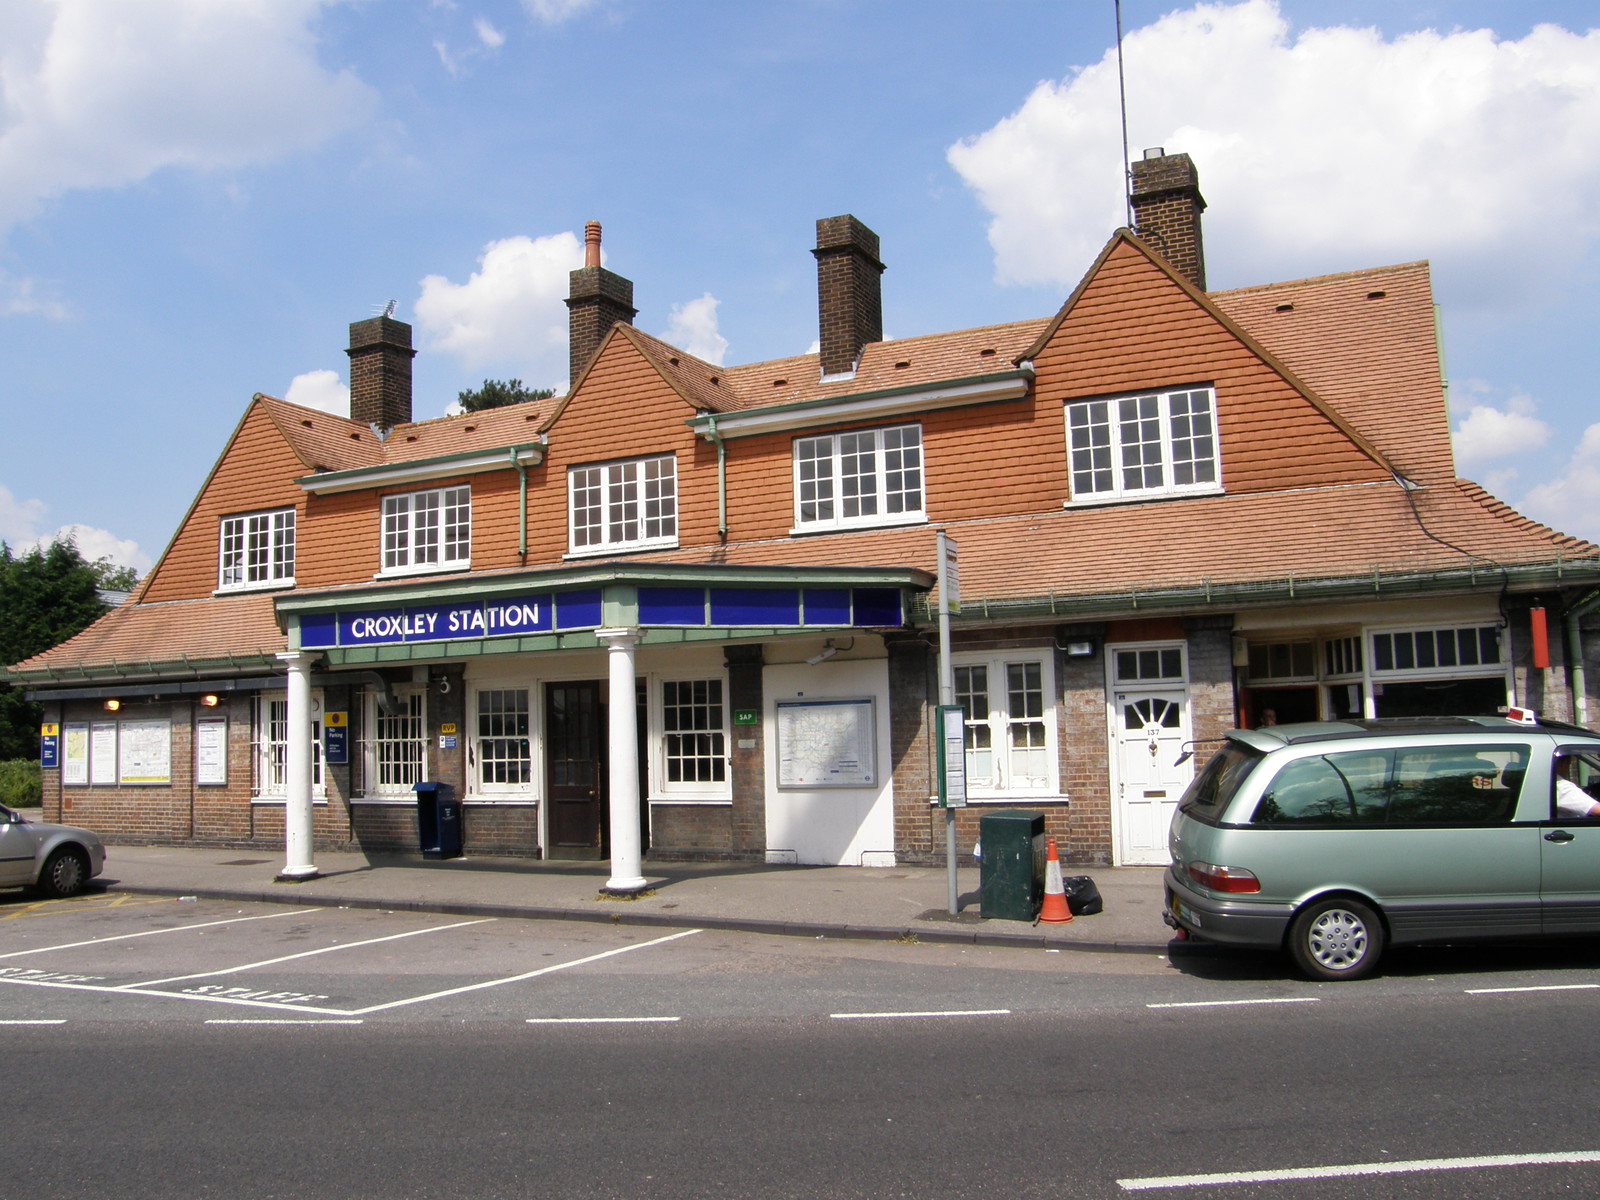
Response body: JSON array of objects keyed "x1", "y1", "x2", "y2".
[
  {"x1": 37, "y1": 847, "x2": 90, "y2": 899},
  {"x1": 1288, "y1": 896, "x2": 1384, "y2": 981}
]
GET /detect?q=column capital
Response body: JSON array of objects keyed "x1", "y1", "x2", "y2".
[{"x1": 596, "y1": 627, "x2": 639, "y2": 646}]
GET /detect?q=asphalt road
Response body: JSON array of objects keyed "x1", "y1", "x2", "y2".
[{"x1": 6, "y1": 893, "x2": 1600, "y2": 1198}]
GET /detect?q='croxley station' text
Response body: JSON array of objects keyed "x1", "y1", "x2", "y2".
[{"x1": 346, "y1": 601, "x2": 541, "y2": 643}]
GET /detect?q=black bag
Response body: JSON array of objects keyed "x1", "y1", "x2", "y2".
[{"x1": 1063, "y1": 875, "x2": 1103, "y2": 916}]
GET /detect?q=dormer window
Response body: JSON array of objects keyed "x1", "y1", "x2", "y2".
[
  {"x1": 568, "y1": 454, "x2": 677, "y2": 554},
  {"x1": 1065, "y1": 387, "x2": 1220, "y2": 503},
  {"x1": 218, "y1": 508, "x2": 295, "y2": 592},
  {"x1": 381, "y1": 485, "x2": 470, "y2": 574},
  {"x1": 793, "y1": 423, "x2": 924, "y2": 532}
]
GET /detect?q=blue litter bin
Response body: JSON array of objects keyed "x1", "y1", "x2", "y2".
[{"x1": 414, "y1": 781, "x2": 462, "y2": 860}]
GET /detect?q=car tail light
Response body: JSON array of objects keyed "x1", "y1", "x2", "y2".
[{"x1": 1187, "y1": 861, "x2": 1261, "y2": 894}]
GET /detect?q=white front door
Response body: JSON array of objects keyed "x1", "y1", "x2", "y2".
[{"x1": 1113, "y1": 689, "x2": 1192, "y2": 865}]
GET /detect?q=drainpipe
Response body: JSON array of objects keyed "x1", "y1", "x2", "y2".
[
  {"x1": 1565, "y1": 590, "x2": 1600, "y2": 728},
  {"x1": 705, "y1": 414, "x2": 728, "y2": 539},
  {"x1": 510, "y1": 445, "x2": 528, "y2": 561}
]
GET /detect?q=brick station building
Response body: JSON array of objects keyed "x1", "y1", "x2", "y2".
[{"x1": 12, "y1": 151, "x2": 1600, "y2": 881}]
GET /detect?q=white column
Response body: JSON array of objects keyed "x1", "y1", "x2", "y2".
[
  {"x1": 598, "y1": 628, "x2": 647, "y2": 893},
  {"x1": 277, "y1": 652, "x2": 318, "y2": 881}
]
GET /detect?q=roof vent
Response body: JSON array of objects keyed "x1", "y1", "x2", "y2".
[
  {"x1": 1275, "y1": 302, "x2": 1295, "y2": 313},
  {"x1": 979, "y1": 348, "x2": 997, "y2": 357},
  {"x1": 1367, "y1": 290, "x2": 1387, "y2": 300}
]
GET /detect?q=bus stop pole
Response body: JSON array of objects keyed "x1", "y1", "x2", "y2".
[{"x1": 937, "y1": 532, "x2": 958, "y2": 915}]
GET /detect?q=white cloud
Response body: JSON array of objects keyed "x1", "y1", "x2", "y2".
[
  {"x1": 1518, "y1": 422, "x2": 1600, "y2": 543},
  {"x1": 0, "y1": 0, "x2": 378, "y2": 238},
  {"x1": 0, "y1": 483, "x2": 149, "y2": 572},
  {"x1": 284, "y1": 369, "x2": 350, "y2": 417},
  {"x1": 948, "y1": 0, "x2": 1600, "y2": 297},
  {"x1": 1451, "y1": 392, "x2": 1551, "y2": 469},
  {"x1": 0, "y1": 269, "x2": 70, "y2": 319},
  {"x1": 474, "y1": 18, "x2": 505, "y2": 48},
  {"x1": 661, "y1": 293, "x2": 728, "y2": 366},
  {"x1": 521, "y1": 0, "x2": 599, "y2": 24},
  {"x1": 414, "y1": 231, "x2": 584, "y2": 383}
]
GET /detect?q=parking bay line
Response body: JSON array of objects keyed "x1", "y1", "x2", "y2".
[
  {"x1": 1117, "y1": 1149, "x2": 1600, "y2": 1191},
  {"x1": 111, "y1": 917, "x2": 496, "y2": 990},
  {"x1": 527, "y1": 1016, "x2": 681, "y2": 1025},
  {"x1": 207, "y1": 1018, "x2": 365, "y2": 1025},
  {"x1": 0, "y1": 907, "x2": 325, "y2": 961},
  {"x1": 1146, "y1": 997, "x2": 1322, "y2": 1010},
  {"x1": 831, "y1": 1009, "x2": 1011, "y2": 1020},
  {"x1": 1466, "y1": 983, "x2": 1600, "y2": 995}
]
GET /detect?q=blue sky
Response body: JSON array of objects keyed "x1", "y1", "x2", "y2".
[{"x1": 3, "y1": 0, "x2": 1599, "y2": 573}]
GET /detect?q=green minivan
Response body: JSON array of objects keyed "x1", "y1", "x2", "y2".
[{"x1": 1164, "y1": 714, "x2": 1600, "y2": 980}]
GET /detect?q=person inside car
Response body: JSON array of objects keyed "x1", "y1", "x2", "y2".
[{"x1": 1554, "y1": 755, "x2": 1600, "y2": 819}]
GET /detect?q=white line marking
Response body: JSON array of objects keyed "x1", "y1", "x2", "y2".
[
  {"x1": 206, "y1": 1019, "x2": 364, "y2": 1025},
  {"x1": 0, "y1": 1019, "x2": 66, "y2": 1025},
  {"x1": 830, "y1": 1008, "x2": 1011, "y2": 1020},
  {"x1": 525, "y1": 1016, "x2": 681, "y2": 1024},
  {"x1": 0, "y1": 908, "x2": 323, "y2": 960},
  {"x1": 1147, "y1": 997, "x2": 1322, "y2": 1009},
  {"x1": 345, "y1": 927, "x2": 704, "y2": 1015},
  {"x1": 1467, "y1": 983, "x2": 1600, "y2": 995},
  {"x1": 1117, "y1": 1149, "x2": 1600, "y2": 1191},
  {"x1": 113, "y1": 918, "x2": 495, "y2": 989},
  {"x1": 0, "y1": 977, "x2": 357, "y2": 1016}
]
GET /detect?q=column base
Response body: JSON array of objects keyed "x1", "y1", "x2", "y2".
[
  {"x1": 601, "y1": 877, "x2": 650, "y2": 896},
  {"x1": 275, "y1": 866, "x2": 321, "y2": 883}
]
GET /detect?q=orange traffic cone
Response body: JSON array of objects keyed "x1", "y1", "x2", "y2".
[{"x1": 1039, "y1": 837, "x2": 1073, "y2": 923}]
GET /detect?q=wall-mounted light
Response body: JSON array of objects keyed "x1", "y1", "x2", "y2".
[
  {"x1": 806, "y1": 640, "x2": 839, "y2": 666},
  {"x1": 1064, "y1": 641, "x2": 1094, "y2": 658},
  {"x1": 199, "y1": 694, "x2": 221, "y2": 708},
  {"x1": 103, "y1": 698, "x2": 121, "y2": 712}
]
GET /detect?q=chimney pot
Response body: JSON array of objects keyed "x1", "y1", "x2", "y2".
[{"x1": 584, "y1": 221, "x2": 602, "y2": 269}]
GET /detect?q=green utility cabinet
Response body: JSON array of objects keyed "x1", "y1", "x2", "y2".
[{"x1": 979, "y1": 810, "x2": 1046, "y2": 921}]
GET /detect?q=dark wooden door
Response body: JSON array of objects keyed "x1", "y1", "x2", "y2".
[{"x1": 546, "y1": 681, "x2": 603, "y2": 859}]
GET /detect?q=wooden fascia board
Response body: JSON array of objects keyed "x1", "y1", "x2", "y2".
[{"x1": 297, "y1": 443, "x2": 544, "y2": 495}]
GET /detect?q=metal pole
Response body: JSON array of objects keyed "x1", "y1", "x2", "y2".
[{"x1": 937, "y1": 532, "x2": 958, "y2": 915}]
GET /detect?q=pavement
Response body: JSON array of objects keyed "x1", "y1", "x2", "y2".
[{"x1": 75, "y1": 836, "x2": 1177, "y2": 953}]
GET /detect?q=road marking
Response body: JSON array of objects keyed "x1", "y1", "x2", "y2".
[
  {"x1": 1146, "y1": 997, "x2": 1321, "y2": 1009},
  {"x1": 1117, "y1": 1149, "x2": 1600, "y2": 1191},
  {"x1": 526, "y1": 1016, "x2": 681, "y2": 1024},
  {"x1": 0, "y1": 1019, "x2": 66, "y2": 1025},
  {"x1": 0, "y1": 907, "x2": 324, "y2": 960},
  {"x1": 206, "y1": 1019, "x2": 364, "y2": 1025},
  {"x1": 830, "y1": 1009, "x2": 1011, "y2": 1020},
  {"x1": 346, "y1": 927, "x2": 703, "y2": 1015},
  {"x1": 0, "y1": 894, "x2": 169, "y2": 920},
  {"x1": 1466, "y1": 983, "x2": 1600, "y2": 995},
  {"x1": 112, "y1": 918, "x2": 494, "y2": 989}
]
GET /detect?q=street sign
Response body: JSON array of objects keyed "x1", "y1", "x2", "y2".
[{"x1": 935, "y1": 704, "x2": 968, "y2": 808}]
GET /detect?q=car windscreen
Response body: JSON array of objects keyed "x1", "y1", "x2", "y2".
[{"x1": 1178, "y1": 741, "x2": 1262, "y2": 822}]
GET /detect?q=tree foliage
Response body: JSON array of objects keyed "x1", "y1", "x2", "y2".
[
  {"x1": 0, "y1": 539, "x2": 122, "y2": 760},
  {"x1": 456, "y1": 378, "x2": 555, "y2": 413}
]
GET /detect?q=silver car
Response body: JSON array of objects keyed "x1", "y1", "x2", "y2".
[
  {"x1": 1164, "y1": 714, "x2": 1600, "y2": 980},
  {"x1": 0, "y1": 803, "x2": 106, "y2": 898}
]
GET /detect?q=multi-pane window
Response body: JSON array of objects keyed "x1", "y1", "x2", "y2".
[
  {"x1": 219, "y1": 509, "x2": 295, "y2": 590},
  {"x1": 1113, "y1": 646, "x2": 1185, "y2": 684},
  {"x1": 366, "y1": 691, "x2": 425, "y2": 794},
  {"x1": 381, "y1": 486, "x2": 470, "y2": 572},
  {"x1": 1066, "y1": 387, "x2": 1219, "y2": 502},
  {"x1": 251, "y1": 693, "x2": 322, "y2": 798},
  {"x1": 475, "y1": 689, "x2": 531, "y2": 790},
  {"x1": 1370, "y1": 626, "x2": 1501, "y2": 674},
  {"x1": 953, "y1": 654, "x2": 1055, "y2": 795},
  {"x1": 794, "y1": 424, "x2": 923, "y2": 530},
  {"x1": 661, "y1": 679, "x2": 727, "y2": 786},
  {"x1": 1247, "y1": 641, "x2": 1316, "y2": 682},
  {"x1": 569, "y1": 455, "x2": 677, "y2": 552}
]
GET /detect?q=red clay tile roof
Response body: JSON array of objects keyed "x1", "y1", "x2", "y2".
[{"x1": 11, "y1": 593, "x2": 285, "y2": 678}]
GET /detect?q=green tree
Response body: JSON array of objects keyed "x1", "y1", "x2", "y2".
[
  {"x1": 0, "y1": 539, "x2": 118, "y2": 760},
  {"x1": 456, "y1": 378, "x2": 555, "y2": 413}
]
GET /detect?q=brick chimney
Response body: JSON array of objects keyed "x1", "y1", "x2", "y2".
[
  {"x1": 565, "y1": 221, "x2": 637, "y2": 384},
  {"x1": 347, "y1": 314, "x2": 415, "y2": 429},
  {"x1": 1130, "y1": 148, "x2": 1207, "y2": 291},
  {"x1": 813, "y1": 215, "x2": 884, "y2": 378}
]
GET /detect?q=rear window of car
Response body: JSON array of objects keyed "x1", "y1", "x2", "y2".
[
  {"x1": 1250, "y1": 743, "x2": 1528, "y2": 826},
  {"x1": 1179, "y1": 741, "x2": 1263, "y2": 822}
]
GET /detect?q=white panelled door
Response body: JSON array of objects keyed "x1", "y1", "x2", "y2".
[{"x1": 1113, "y1": 689, "x2": 1192, "y2": 865}]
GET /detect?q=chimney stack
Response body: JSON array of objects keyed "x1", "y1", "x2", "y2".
[
  {"x1": 813, "y1": 215, "x2": 884, "y2": 378},
  {"x1": 347, "y1": 314, "x2": 415, "y2": 429},
  {"x1": 566, "y1": 221, "x2": 637, "y2": 385},
  {"x1": 1129, "y1": 148, "x2": 1207, "y2": 291}
]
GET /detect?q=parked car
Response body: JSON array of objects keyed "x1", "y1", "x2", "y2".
[
  {"x1": 0, "y1": 803, "x2": 106, "y2": 898},
  {"x1": 1164, "y1": 712, "x2": 1600, "y2": 980}
]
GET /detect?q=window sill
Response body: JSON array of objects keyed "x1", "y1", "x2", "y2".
[
  {"x1": 648, "y1": 795, "x2": 733, "y2": 806},
  {"x1": 790, "y1": 513, "x2": 926, "y2": 536},
  {"x1": 350, "y1": 795, "x2": 421, "y2": 806},
  {"x1": 462, "y1": 795, "x2": 539, "y2": 806},
  {"x1": 251, "y1": 796, "x2": 329, "y2": 806},
  {"x1": 1064, "y1": 486, "x2": 1222, "y2": 509},
  {"x1": 373, "y1": 561, "x2": 471, "y2": 580},
  {"x1": 927, "y1": 793, "x2": 1071, "y2": 806},
  {"x1": 563, "y1": 541, "x2": 678, "y2": 560},
  {"x1": 215, "y1": 580, "x2": 296, "y2": 597}
]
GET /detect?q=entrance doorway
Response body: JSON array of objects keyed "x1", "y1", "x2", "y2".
[
  {"x1": 546, "y1": 681, "x2": 603, "y2": 859},
  {"x1": 1113, "y1": 689, "x2": 1193, "y2": 866}
]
